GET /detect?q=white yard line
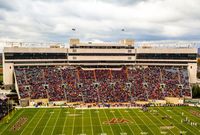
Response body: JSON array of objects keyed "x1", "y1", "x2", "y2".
[
  {"x1": 82, "y1": 109, "x2": 84, "y2": 134},
  {"x1": 97, "y1": 110, "x2": 104, "y2": 133},
  {"x1": 130, "y1": 109, "x2": 154, "y2": 134},
  {"x1": 102, "y1": 109, "x2": 115, "y2": 135},
  {"x1": 117, "y1": 109, "x2": 135, "y2": 135},
  {"x1": 176, "y1": 107, "x2": 200, "y2": 130},
  {"x1": 51, "y1": 109, "x2": 62, "y2": 135},
  {"x1": 171, "y1": 108, "x2": 200, "y2": 133},
  {"x1": 126, "y1": 109, "x2": 143, "y2": 132},
  {"x1": 62, "y1": 109, "x2": 69, "y2": 134},
  {"x1": 89, "y1": 109, "x2": 94, "y2": 135},
  {"x1": 147, "y1": 109, "x2": 175, "y2": 135},
  {"x1": 110, "y1": 109, "x2": 124, "y2": 133},
  {"x1": 20, "y1": 109, "x2": 41, "y2": 135},
  {"x1": 157, "y1": 107, "x2": 196, "y2": 135},
  {"x1": 71, "y1": 109, "x2": 76, "y2": 135},
  {"x1": 31, "y1": 109, "x2": 47, "y2": 135},
  {"x1": 154, "y1": 108, "x2": 180, "y2": 133},
  {"x1": 141, "y1": 110, "x2": 163, "y2": 134},
  {"x1": 0, "y1": 109, "x2": 25, "y2": 135},
  {"x1": 41, "y1": 111, "x2": 54, "y2": 135}
]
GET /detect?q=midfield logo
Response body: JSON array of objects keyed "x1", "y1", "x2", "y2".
[{"x1": 104, "y1": 118, "x2": 132, "y2": 124}]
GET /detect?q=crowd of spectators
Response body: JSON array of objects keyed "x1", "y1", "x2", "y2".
[
  {"x1": 0, "y1": 97, "x2": 11, "y2": 120},
  {"x1": 14, "y1": 66, "x2": 191, "y2": 102}
]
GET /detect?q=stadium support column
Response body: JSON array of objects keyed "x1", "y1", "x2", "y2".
[
  {"x1": 160, "y1": 68, "x2": 163, "y2": 83},
  {"x1": 142, "y1": 68, "x2": 149, "y2": 100},
  {"x1": 3, "y1": 63, "x2": 14, "y2": 85},
  {"x1": 13, "y1": 70, "x2": 21, "y2": 101},
  {"x1": 178, "y1": 68, "x2": 183, "y2": 97},
  {"x1": 96, "y1": 85, "x2": 101, "y2": 104},
  {"x1": 60, "y1": 69, "x2": 67, "y2": 101},
  {"x1": 128, "y1": 84, "x2": 133, "y2": 103},
  {"x1": 177, "y1": 68, "x2": 181, "y2": 84},
  {"x1": 76, "y1": 68, "x2": 80, "y2": 82},
  {"x1": 125, "y1": 66, "x2": 128, "y2": 79},
  {"x1": 93, "y1": 70, "x2": 97, "y2": 81},
  {"x1": 81, "y1": 92, "x2": 85, "y2": 103},
  {"x1": 109, "y1": 69, "x2": 112, "y2": 80},
  {"x1": 188, "y1": 63, "x2": 197, "y2": 84},
  {"x1": 145, "y1": 86, "x2": 149, "y2": 101},
  {"x1": 133, "y1": 82, "x2": 136, "y2": 102},
  {"x1": 188, "y1": 63, "x2": 197, "y2": 98}
]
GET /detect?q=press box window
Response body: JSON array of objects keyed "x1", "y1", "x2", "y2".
[{"x1": 128, "y1": 50, "x2": 132, "y2": 53}]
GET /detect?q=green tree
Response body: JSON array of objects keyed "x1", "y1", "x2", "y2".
[{"x1": 192, "y1": 84, "x2": 200, "y2": 98}]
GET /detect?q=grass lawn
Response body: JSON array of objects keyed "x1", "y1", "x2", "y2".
[{"x1": 0, "y1": 106, "x2": 200, "y2": 135}]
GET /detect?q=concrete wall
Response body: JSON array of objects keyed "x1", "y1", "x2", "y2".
[
  {"x1": 165, "y1": 97, "x2": 184, "y2": 104},
  {"x1": 68, "y1": 56, "x2": 136, "y2": 61},
  {"x1": 4, "y1": 47, "x2": 68, "y2": 53},
  {"x1": 3, "y1": 63, "x2": 14, "y2": 85},
  {"x1": 68, "y1": 48, "x2": 135, "y2": 53},
  {"x1": 188, "y1": 63, "x2": 197, "y2": 84},
  {"x1": 29, "y1": 99, "x2": 49, "y2": 106},
  {"x1": 137, "y1": 48, "x2": 197, "y2": 54}
]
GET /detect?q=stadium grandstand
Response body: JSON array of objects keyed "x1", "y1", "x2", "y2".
[
  {"x1": 0, "y1": 95, "x2": 12, "y2": 121},
  {"x1": 2, "y1": 39, "x2": 198, "y2": 106}
]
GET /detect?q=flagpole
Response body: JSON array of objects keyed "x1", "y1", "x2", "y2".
[{"x1": 72, "y1": 28, "x2": 76, "y2": 39}]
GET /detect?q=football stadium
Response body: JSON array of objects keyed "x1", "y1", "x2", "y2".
[{"x1": 0, "y1": 39, "x2": 200, "y2": 135}]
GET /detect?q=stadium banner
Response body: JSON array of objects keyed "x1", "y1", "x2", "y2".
[
  {"x1": 165, "y1": 97, "x2": 184, "y2": 104},
  {"x1": 148, "y1": 99, "x2": 166, "y2": 104},
  {"x1": 184, "y1": 99, "x2": 200, "y2": 104}
]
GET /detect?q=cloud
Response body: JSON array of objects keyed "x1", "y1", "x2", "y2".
[
  {"x1": 0, "y1": 0, "x2": 200, "y2": 48},
  {"x1": 0, "y1": 0, "x2": 16, "y2": 11},
  {"x1": 99, "y1": 0, "x2": 149, "y2": 6}
]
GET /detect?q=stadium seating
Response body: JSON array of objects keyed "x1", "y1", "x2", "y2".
[
  {"x1": 0, "y1": 98, "x2": 11, "y2": 120},
  {"x1": 14, "y1": 66, "x2": 191, "y2": 102}
]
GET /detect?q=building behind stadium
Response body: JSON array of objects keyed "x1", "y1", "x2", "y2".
[{"x1": 2, "y1": 39, "x2": 198, "y2": 106}]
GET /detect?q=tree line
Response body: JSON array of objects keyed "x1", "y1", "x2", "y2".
[{"x1": 192, "y1": 84, "x2": 200, "y2": 98}]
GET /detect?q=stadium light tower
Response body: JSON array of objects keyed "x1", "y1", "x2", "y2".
[
  {"x1": 71, "y1": 28, "x2": 76, "y2": 38},
  {"x1": 121, "y1": 28, "x2": 125, "y2": 39}
]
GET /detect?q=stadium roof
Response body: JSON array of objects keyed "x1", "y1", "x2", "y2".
[{"x1": 1, "y1": 40, "x2": 200, "y2": 50}]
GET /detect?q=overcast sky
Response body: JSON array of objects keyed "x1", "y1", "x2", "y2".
[{"x1": 0, "y1": 0, "x2": 200, "y2": 43}]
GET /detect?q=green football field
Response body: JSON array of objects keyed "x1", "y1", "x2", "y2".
[{"x1": 0, "y1": 106, "x2": 200, "y2": 135}]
